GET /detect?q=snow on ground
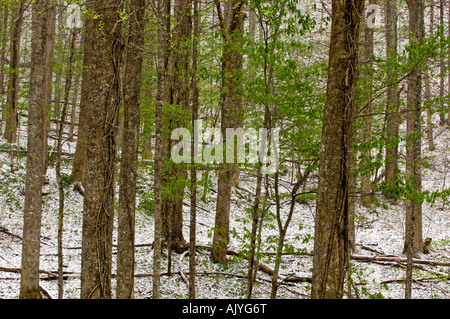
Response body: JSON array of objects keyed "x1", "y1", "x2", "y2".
[{"x1": 0, "y1": 119, "x2": 449, "y2": 299}]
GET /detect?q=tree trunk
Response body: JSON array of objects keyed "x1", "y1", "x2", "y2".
[
  {"x1": 0, "y1": 4, "x2": 9, "y2": 131},
  {"x1": 425, "y1": 1, "x2": 435, "y2": 152},
  {"x1": 384, "y1": 0, "x2": 400, "y2": 191},
  {"x1": 80, "y1": 0, "x2": 122, "y2": 299},
  {"x1": 116, "y1": 0, "x2": 145, "y2": 299},
  {"x1": 20, "y1": 0, "x2": 55, "y2": 299},
  {"x1": 311, "y1": 0, "x2": 364, "y2": 299},
  {"x1": 439, "y1": 0, "x2": 445, "y2": 125},
  {"x1": 211, "y1": 0, "x2": 246, "y2": 264},
  {"x1": 189, "y1": 0, "x2": 200, "y2": 300},
  {"x1": 153, "y1": 0, "x2": 170, "y2": 299},
  {"x1": 403, "y1": 0, "x2": 425, "y2": 259},
  {"x1": 4, "y1": 0, "x2": 24, "y2": 143},
  {"x1": 71, "y1": 31, "x2": 89, "y2": 184},
  {"x1": 360, "y1": 0, "x2": 376, "y2": 207},
  {"x1": 447, "y1": 0, "x2": 450, "y2": 126},
  {"x1": 68, "y1": 68, "x2": 81, "y2": 142},
  {"x1": 161, "y1": 0, "x2": 192, "y2": 258},
  {"x1": 55, "y1": 26, "x2": 78, "y2": 300}
]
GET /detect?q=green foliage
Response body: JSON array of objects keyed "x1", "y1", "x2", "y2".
[{"x1": 138, "y1": 191, "x2": 154, "y2": 217}]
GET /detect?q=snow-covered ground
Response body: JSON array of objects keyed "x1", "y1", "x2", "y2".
[{"x1": 0, "y1": 119, "x2": 449, "y2": 299}]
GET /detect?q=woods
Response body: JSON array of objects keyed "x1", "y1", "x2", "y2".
[{"x1": 0, "y1": 0, "x2": 449, "y2": 300}]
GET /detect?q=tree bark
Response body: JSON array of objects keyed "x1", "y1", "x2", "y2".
[
  {"x1": 161, "y1": 0, "x2": 192, "y2": 257},
  {"x1": 0, "y1": 4, "x2": 9, "y2": 131},
  {"x1": 404, "y1": 0, "x2": 425, "y2": 270},
  {"x1": 80, "y1": 0, "x2": 122, "y2": 299},
  {"x1": 4, "y1": 0, "x2": 24, "y2": 143},
  {"x1": 71, "y1": 31, "x2": 90, "y2": 184},
  {"x1": 360, "y1": 0, "x2": 376, "y2": 207},
  {"x1": 189, "y1": 0, "x2": 200, "y2": 300},
  {"x1": 116, "y1": 0, "x2": 145, "y2": 299},
  {"x1": 439, "y1": 0, "x2": 445, "y2": 125},
  {"x1": 20, "y1": 0, "x2": 55, "y2": 299},
  {"x1": 311, "y1": 0, "x2": 364, "y2": 299},
  {"x1": 384, "y1": 0, "x2": 400, "y2": 189},
  {"x1": 425, "y1": 1, "x2": 435, "y2": 152},
  {"x1": 211, "y1": 0, "x2": 246, "y2": 264},
  {"x1": 153, "y1": 0, "x2": 170, "y2": 299}
]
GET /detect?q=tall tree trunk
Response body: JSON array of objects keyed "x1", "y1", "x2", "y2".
[
  {"x1": 161, "y1": 0, "x2": 192, "y2": 258},
  {"x1": 0, "y1": 4, "x2": 9, "y2": 131},
  {"x1": 404, "y1": 0, "x2": 425, "y2": 259},
  {"x1": 42, "y1": 5, "x2": 56, "y2": 177},
  {"x1": 153, "y1": 0, "x2": 170, "y2": 299},
  {"x1": 71, "y1": 31, "x2": 89, "y2": 184},
  {"x1": 384, "y1": 0, "x2": 400, "y2": 191},
  {"x1": 447, "y1": 0, "x2": 450, "y2": 126},
  {"x1": 56, "y1": 26, "x2": 77, "y2": 300},
  {"x1": 425, "y1": 1, "x2": 435, "y2": 152},
  {"x1": 311, "y1": 0, "x2": 364, "y2": 299},
  {"x1": 20, "y1": 0, "x2": 55, "y2": 299},
  {"x1": 189, "y1": 0, "x2": 200, "y2": 300},
  {"x1": 4, "y1": 0, "x2": 24, "y2": 143},
  {"x1": 80, "y1": 0, "x2": 122, "y2": 299},
  {"x1": 360, "y1": 0, "x2": 376, "y2": 207},
  {"x1": 211, "y1": 0, "x2": 246, "y2": 264},
  {"x1": 439, "y1": 0, "x2": 445, "y2": 125},
  {"x1": 116, "y1": 0, "x2": 146, "y2": 299},
  {"x1": 53, "y1": 0, "x2": 66, "y2": 127}
]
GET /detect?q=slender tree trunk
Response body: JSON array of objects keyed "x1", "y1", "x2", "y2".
[
  {"x1": 116, "y1": 0, "x2": 145, "y2": 299},
  {"x1": 447, "y1": 0, "x2": 450, "y2": 126},
  {"x1": 439, "y1": 0, "x2": 446, "y2": 125},
  {"x1": 53, "y1": 0, "x2": 66, "y2": 127},
  {"x1": 68, "y1": 68, "x2": 81, "y2": 142},
  {"x1": 161, "y1": 0, "x2": 192, "y2": 258},
  {"x1": 311, "y1": 0, "x2": 364, "y2": 299},
  {"x1": 80, "y1": 0, "x2": 122, "y2": 299},
  {"x1": 20, "y1": 0, "x2": 55, "y2": 299},
  {"x1": 211, "y1": 0, "x2": 246, "y2": 264},
  {"x1": 403, "y1": 0, "x2": 425, "y2": 262},
  {"x1": 0, "y1": 4, "x2": 9, "y2": 131},
  {"x1": 188, "y1": 0, "x2": 200, "y2": 300},
  {"x1": 425, "y1": 1, "x2": 435, "y2": 152},
  {"x1": 42, "y1": 5, "x2": 56, "y2": 177},
  {"x1": 4, "y1": 0, "x2": 24, "y2": 143},
  {"x1": 384, "y1": 0, "x2": 400, "y2": 191},
  {"x1": 153, "y1": 0, "x2": 170, "y2": 299},
  {"x1": 360, "y1": 0, "x2": 375, "y2": 207},
  {"x1": 71, "y1": 30, "x2": 89, "y2": 184},
  {"x1": 56, "y1": 27, "x2": 77, "y2": 300}
]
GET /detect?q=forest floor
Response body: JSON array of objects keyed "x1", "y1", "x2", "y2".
[{"x1": 0, "y1": 120, "x2": 449, "y2": 299}]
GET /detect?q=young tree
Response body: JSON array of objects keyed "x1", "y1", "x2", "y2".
[
  {"x1": 116, "y1": 0, "x2": 146, "y2": 299},
  {"x1": 404, "y1": 0, "x2": 425, "y2": 298},
  {"x1": 311, "y1": 0, "x2": 364, "y2": 299},
  {"x1": 80, "y1": 0, "x2": 122, "y2": 299},
  {"x1": 20, "y1": 0, "x2": 55, "y2": 299}
]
